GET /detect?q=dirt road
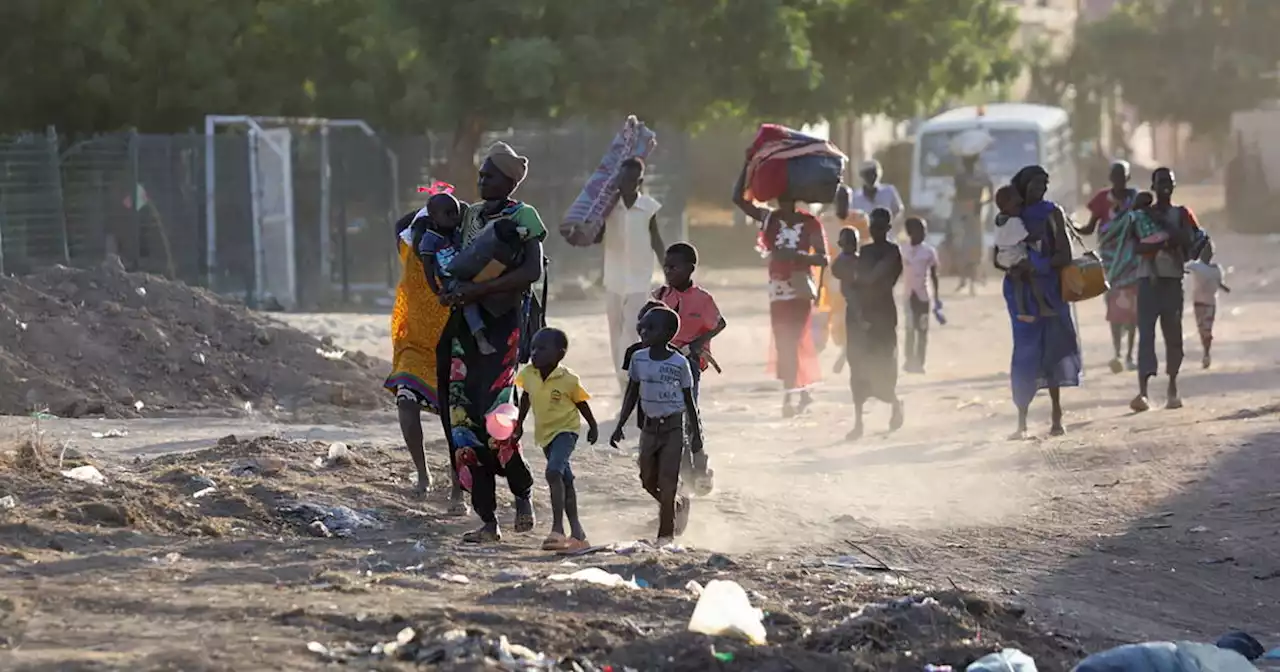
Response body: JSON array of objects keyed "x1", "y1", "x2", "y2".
[{"x1": 2, "y1": 223, "x2": 1278, "y2": 669}]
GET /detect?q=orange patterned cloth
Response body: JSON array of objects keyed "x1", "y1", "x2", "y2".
[{"x1": 384, "y1": 239, "x2": 450, "y2": 412}]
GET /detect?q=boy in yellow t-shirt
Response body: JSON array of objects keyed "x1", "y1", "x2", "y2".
[{"x1": 514, "y1": 327, "x2": 599, "y2": 552}]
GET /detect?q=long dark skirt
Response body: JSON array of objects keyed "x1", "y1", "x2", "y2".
[
  {"x1": 847, "y1": 308, "x2": 898, "y2": 404},
  {"x1": 437, "y1": 307, "x2": 533, "y2": 524}
]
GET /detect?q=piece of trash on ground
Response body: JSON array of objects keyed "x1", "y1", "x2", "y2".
[
  {"x1": 687, "y1": 579, "x2": 767, "y2": 644},
  {"x1": 0, "y1": 495, "x2": 16, "y2": 510},
  {"x1": 437, "y1": 573, "x2": 470, "y2": 584},
  {"x1": 546, "y1": 567, "x2": 639, "y2": 589},
  {"x1": 90, "y1": 428, "x2": 128, "y2": 439},
  {"x1": 967, "y1": 648, "x2": 1036, "y2": 671},
  {"x1": 280, "y1": 501, "x2": 380, "y2": 538},
  {"x1": 61, "y1": 465, "x2": 107, "y2": 485},
  {"x1": 192, "y1": 486, "x2": 216, "y2": 499}
]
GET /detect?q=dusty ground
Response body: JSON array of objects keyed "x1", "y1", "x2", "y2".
[
  {"x1": 0, "y1": 258, "x2": 388, "y2": 420},
  {"x1": 1, "y1": 188, "x2": 1278, "y2": 669}
]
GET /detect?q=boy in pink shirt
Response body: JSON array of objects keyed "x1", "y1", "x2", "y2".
[
  {"x1": 652, "y1": 242, "x2": 723, "y2": 495},
  {"x1": 901, "y1": 217, "x2": 941, "y2": 373}
]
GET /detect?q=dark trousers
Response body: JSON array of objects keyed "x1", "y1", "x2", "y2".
[
  {"x1": 470, "y1": 444, "x2": 534, "y2": 524},
  {"x1": 1137, "y1": 276, "x2": 1184, "y2": 379},
  {"x1": 638, "y1": 413, "x2": 684, "y2": 538},
  {"x1": 904, "y1": 295, "x2": 930, "y2": 368}
]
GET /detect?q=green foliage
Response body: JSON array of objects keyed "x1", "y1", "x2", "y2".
[
  {"x1": 0, "y1": 0, "x2": 1020, "y2": 144},
  {"x1": 1071, "y1": 0, "x2": 1280, "y2": 134}
]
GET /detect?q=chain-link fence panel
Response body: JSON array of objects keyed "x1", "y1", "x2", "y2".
[{"x1": 0, "y1": 130, "x2": 68, "y2": 275}]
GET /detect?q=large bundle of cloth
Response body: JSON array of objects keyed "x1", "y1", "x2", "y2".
[
  {"x1": 560, "y1": 115, "x2": 657, "y2": 247},
  {"x1": 741, "y1": 124, "x2": 847, "y2": 205}
]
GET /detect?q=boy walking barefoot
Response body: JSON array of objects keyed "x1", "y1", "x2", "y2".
[
  {"x1": 513, "y1": 328, "x2": 599, "y2": 553},
  {"x1": 611, "y1": 307, "x2": 705, "y2": 545}
]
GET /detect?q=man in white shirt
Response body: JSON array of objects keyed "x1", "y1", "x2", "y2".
[
  {"x1": 603, "y1": 157, "x2": 665, "y2": 392},
  {"x1": 849, "y1": 160, "x2": 904, "y2": 227}
]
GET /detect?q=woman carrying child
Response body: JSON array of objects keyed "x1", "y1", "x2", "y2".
[
  {"x1": 439, "y1": 142, "x2": 547, "y2": 543},
  {"x1": 1078, "y1": 161, "x2": 1139, "y2": 373},
  {"x1": 997, "y1": 165, "x2": 1082, "y2": 440}
]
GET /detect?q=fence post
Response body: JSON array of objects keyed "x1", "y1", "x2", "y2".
[{"x1": 47, "y1": 126, "x2": 71, "y2": 263}]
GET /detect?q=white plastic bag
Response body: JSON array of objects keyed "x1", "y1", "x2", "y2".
[
  {"x1": 969, "y1": 648, "x2": 1037, "y2": 672},
  {"x1": 61, "y1": 465, "x2": 107, "y2": 486},
  {"x1": 546, "y1": 567, "x2": 639, "y2": 590},
  {"x1": 686, "y1": 579, "x2": 767, "y2": 645}
]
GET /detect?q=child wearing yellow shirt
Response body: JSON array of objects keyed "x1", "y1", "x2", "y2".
[{"x1": 514, "y1": 327, "x2": 599, "y2": 552}]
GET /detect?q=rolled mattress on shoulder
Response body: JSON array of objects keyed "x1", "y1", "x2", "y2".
[{"x1": 560, "y1": 115, "x2": 657, "y2": 247}]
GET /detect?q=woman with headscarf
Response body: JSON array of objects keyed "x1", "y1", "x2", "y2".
[
  {"x1": 997, "y1": 165, "x2": 1082, "y2": 439},
  {"x1": 733, "y1": 172, "x2": 829, "y2": 418},
  {"x1": 439, "y1": 142, "x2": 546, "y2": 543},
  {"x1": 1079, "y1": 160, "x2": 1139, "y2": 373}
]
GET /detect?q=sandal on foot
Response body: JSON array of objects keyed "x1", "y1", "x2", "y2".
[
  {"x1": 462, "y1": 527, "x2": 501, "y2": 544},
  {"x1": 1130, "y1": 395, "x2": 1151, "y2": 413},
  {"x1": 556, "y1": 537, "x2": 591, "y2": 555},
  {"x1": 1108, "y1": 358, "x2": 1124, "y2": 374},
  {"x1": 541, "y1": 533, "x2": 570, "y2": 551}
]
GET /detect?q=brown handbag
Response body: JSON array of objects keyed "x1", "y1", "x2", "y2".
[{"x1": 1059, "y1": 215, "x2": 1108, "y2": 303}]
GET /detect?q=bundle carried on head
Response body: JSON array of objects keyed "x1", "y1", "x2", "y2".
[
  {"x1": 560, "y1": 115, "x2": 658, "y2": 247},
  {"x1": 739, "y1": 124, "x2": 847, "y2": 206}
]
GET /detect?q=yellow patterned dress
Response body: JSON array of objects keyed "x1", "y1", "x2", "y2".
[{"x1": 384, "y1": 227, "x2": 450, "y2": 412}]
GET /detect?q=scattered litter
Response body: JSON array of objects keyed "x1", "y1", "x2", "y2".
[
  {"x1": 325, "y1": 442, "x2": 351, "y2": 466},
  {"x1": 925, "y1": 665, "x2": 955, "y2": 672},
  {"x1": 190, "y1": 475, "x2": 217, "y2": 490},
  {"x1": 192, "y1": 487, "x2": 216, "y2": 499},
  {"x1": 311, "y1": 625, "x2": 610, "y2": 669},
  {"x1": 1188, "y1": 525, "x2": 1210, "y2": 534},
  {"x1": 135, "y1": 286, "x2": 147, "y2": 297},
  {"x1": 496, "y1": 567, "x2": 534, "y2": 583},
  {"x1": 307, "y1": 521, "x2": 333, "y2": 538},
  {"x1": 1264, "y1": 647, "x2": 1280, "y2": 660},
  {"x1": 707, "y1": 553, "x2": 736, "y2": 569},
  {"x1": 966, "y1": 648, "x2": 1036, "y2": 671},
  {"x1": 685, "y1": 580, "x2": 704, "y2": 596},
  {"x1": 0, "y1": 495, "x2": 16, "y2": 510},
  {"x1": 229, "y1": 456, "x2": 286, "y2": 477},
  {"x1": 437, "y1": 573, "x2": 470, "y2": 585},
  {"x1": 315, "y1": 347, "x2": 347, "y2": 361},
  {"x1": 687, "y1": 579, "x2": 767, "y2": 645},
  {"x1": 546, "y1": 567, "x2": 639, "y2": 590},
  {"x1": 191, "y1": 352, "x2": 207, "y2": 366},
  {"x1": 134, "y1": 400, "x2": 145, "y2": 412},
  {"x1": 90, "y1": 428, "x2": 128, "y2": 439},
  {"x1": 61, "y1": 465, "x2": 107, "y2": 485},
  {"x1": 713, "y1": 650, "x2": 735, "y2": 663},
  {"x1": 150, "y1": 552, "x2": 183, "y2": 565},
  {"x1": 279, "y1": 502, "x2": 380, "y2": 538}
]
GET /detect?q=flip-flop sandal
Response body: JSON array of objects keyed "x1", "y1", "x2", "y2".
[
  {"x1": 674, "y1": 495, "x2": 691, "y2": 536},
  {"x1": 514, "y1": 512, "x2": 535, "y2": 533},
  {"x1": 461, "y1": 528, "x2": 501, "y2": 544},
  {"x1": 556, "y1": 537, "x2": 592, "y2": 555},
  {"x1": 541, "y1": 533, "x2": 570, "y2": 551}
]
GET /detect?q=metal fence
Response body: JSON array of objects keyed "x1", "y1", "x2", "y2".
[{"x1": 0, "y1": 121, "x2": 691, "y2": 309}]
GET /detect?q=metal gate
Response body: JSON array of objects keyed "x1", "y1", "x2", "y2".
[{"x1": 250, "y1": 127, "x2": 296, "y2": 309}]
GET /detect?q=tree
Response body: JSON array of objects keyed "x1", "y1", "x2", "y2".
[
  {"x1": 1074, "y1": 0, "x2": 1280, "y2": 135},
  {"x1": 375, "y1": 0, "x2": 1020, "y2": 196}
]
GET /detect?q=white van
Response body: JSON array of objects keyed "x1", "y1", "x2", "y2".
[{"x1": 910, "y1": 103, "x2": 1078, "y2": 246}]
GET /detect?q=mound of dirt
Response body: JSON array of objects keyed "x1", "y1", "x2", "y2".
[{"x1": 0, "y1": 260, "x2": 390, "y2": 419}]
